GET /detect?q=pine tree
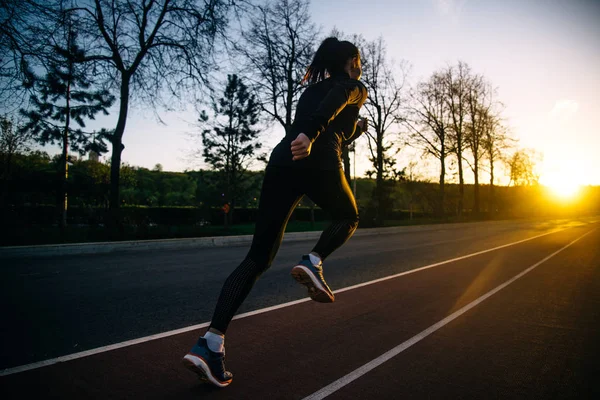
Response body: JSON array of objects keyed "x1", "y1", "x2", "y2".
[
  {"x1": 19, "y1": 15, "x2": 114, "y2": 228},
  {"x1": 200, "y1": 74, "x2": 263, "y2": 226}
]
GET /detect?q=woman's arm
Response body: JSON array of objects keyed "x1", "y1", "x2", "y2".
[
  {"x1": 342, "y1": 117, "x2": 368, "y2": 147},
  {"x1": 300, "y1": 79, "x2": 368, "y2": 143}
]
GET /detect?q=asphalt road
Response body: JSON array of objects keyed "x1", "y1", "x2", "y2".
[{"x1": 1, "y1": 218, "x2": 599, "y2": 399}]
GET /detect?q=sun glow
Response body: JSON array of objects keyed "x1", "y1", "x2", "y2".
[
  {"x1": 537, "y1": 149, "x2": 592, "y2": 201},
  {"x1": 547, "y1": 180, "x2": 582, "y2": 200},
  {"x1": 540, "y1": 164, "x2": 585, "y2": 201}
]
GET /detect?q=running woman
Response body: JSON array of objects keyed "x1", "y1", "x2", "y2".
[{"x1": 182, "y1": 37, "x2": 369, "y2": 388}]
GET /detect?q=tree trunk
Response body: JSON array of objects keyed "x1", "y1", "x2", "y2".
[
  {"x1": 375, "y1": 106, "x2": 384, "y2": 226},
  {"x1": 489, "y1": 158, "x2": 495, "y2": 214},
  {"x1": 59, "y1": 135, "x2": 68, "y2": 229},
  {"x1": 59, "y1": 75, "x2": 71, "y2": 232},
  {"x1": 285, "y1": 41, "x2": 295, "y2": 135},
  {"x1": 108, "y1": 74, "x2": 131, "y2": 235},
  {"x1": 439, "y1": 145, "x2": 446, "y2": 219},
  {"x1": 473, "y1": 162, "x2": 480, "y2": 216},
  {"x1": 376, "y1": 172, "x2": 383, "y2": 224},
  {"x1": 457, "y1": 140, "x2": 464, "y2": 218},
  {"x1": 376, "y1": 140, "x2": 384, "y2": 225}
]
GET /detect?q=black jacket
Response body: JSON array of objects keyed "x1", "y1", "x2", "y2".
[{"x1": 268, "y1": 73, "x2": 368, "y2": 170}]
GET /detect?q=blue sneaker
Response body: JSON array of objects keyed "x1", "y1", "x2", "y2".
[
  {"x1": 182, "y1": 337, "x2": 233, "y2": 388},
  {"x1": 291, "y1": 255, "x2": 335, "y2": 303}
]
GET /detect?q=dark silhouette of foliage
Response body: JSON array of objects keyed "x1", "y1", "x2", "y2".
[
  {"x1": 19, "y1": 19, "x2": 114, "y2": 227},
  {"x1": 65, "y1": 0, "x2": 233, "y2": 232},
  {"x1": 0, "y1": 0, "x2": 64, "y2": 109},
  {"x1": 199, "y1": 74, "x2": 263, "y2": 225}
]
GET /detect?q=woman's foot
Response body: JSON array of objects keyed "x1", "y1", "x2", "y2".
[
  {"x1": 182, "y1": 337, "x2": 233, "y2": 388},
  {"x1": 291, "y1": 255, "x2": 335, "y2": 303}
]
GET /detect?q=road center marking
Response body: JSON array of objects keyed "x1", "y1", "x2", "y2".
[
  {"x1": 0, "y1": 226, "x2": 583, "y2": 377},
  {"x1": 301, "y1": 228, "x2": 596, "y2": 400}
]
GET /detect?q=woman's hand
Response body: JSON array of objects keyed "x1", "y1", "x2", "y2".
[
  {"x1": 291, "y1": 133, "x2": 312, "y2": 161},
  {"x1": 357, "y1": 117, "x2": 368, "y2": 133}
]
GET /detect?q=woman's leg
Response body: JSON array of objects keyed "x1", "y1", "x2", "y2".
[
  {"x1": 209, "y1": 167, "x2": 303, "y2": 334},
  {"x1": 305, "y1": 168, "x2": 359, "y2": 260},
  {"x1": 288, "y1": 168, "x2": 358, "y2": 303}
]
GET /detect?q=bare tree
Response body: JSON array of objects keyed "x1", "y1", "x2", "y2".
[
  {"x1": 506, "y1": 148, "x2": 541, "y2": 187},
  {"x1": 67, "y1": 0, "x2": 233, "y2": 231},
  {"x1": 443, "y1": 61, "x2": 471, "y2": 217},
  {"x1": 333, "y1": 34, "x2": 408, "y2": 225},
  {"x1": 0, "y1": 0, "x2": 64, "y2": 110},
  {"x1": 450, "y1": 69, "x2": 513, "y2": 215},
  {"x1": 483, "y1": 115, "x2": 513, "y2": 212},
  {"x1": 404, "y1": 72, "x2": 452, "y2": 218},
  {"x1": 464, "y1": 74, "x2": 494, "y2": 215},
  {"x1": 235, "y1": 0, "x2": 316, "y2": 135}
]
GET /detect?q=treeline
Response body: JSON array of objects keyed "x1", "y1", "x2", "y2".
[
  {"x1": 0, "y1": 151, "x2": 263, "y2": 209},
  {"x1": 2, "y1": 151, "x2": 598, "y2": 225}
]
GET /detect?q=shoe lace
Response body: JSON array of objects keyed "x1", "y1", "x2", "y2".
[
  {"x1": 313, "y1": 264, "x2": 326, "y2": 281},
  {"x1": 215, "y1": 351, "x2": 229, "y2": 374}
]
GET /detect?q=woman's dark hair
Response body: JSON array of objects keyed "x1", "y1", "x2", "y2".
[{"x1": 303, "y1": 37, "x2": 360, "y2": 84}]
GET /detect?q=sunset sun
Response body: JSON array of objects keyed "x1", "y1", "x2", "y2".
[
  {"x1": 540, "y1": 164, "x2": 586, "y2": 201},
  {"x1": 547, "y1": 180, "x2": 582, "y2": 199}
]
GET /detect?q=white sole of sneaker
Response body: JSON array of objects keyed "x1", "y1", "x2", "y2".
[
  {"x1": 182, "y1": 354, "x2": 232, "y2": 388},
  {"x1": 290, "y1": 265, "x2": 334, "y2": 303}
]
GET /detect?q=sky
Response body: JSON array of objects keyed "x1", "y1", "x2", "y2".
[{"x1": 55, "y1": 0, "x2": 600, "y2": 187}]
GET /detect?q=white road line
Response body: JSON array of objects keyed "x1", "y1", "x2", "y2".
[
  {"x1": 0, "y1": 226, "x2": 577, "y2": 377},
  {"x1": 0, "y1": 297, "x2": 311, "y2": 377},
  {"x1": 335, "y1": 228, "x2": 565, "y2": 294},
  {"x1": 302, "y1": 228, "x2": 596, "y2": 400}
]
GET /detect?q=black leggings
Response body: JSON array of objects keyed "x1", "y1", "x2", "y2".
[{"x1": 209, "y1": 166, "x2": 359, "y2": 333}]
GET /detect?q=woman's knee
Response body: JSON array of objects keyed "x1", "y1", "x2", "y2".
[
  {"x1": 347, "y1": 215, "x2": 359, "y2": 231},
  {"x1": 333, "y1": 205, "x2": 359, "y2": 226},
  {"x1": 244, "y1": 250, "x2": 275, "y2": 274},
  {"x1": 330, "y1": 214, "x2": 359, "y2": 234}
]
